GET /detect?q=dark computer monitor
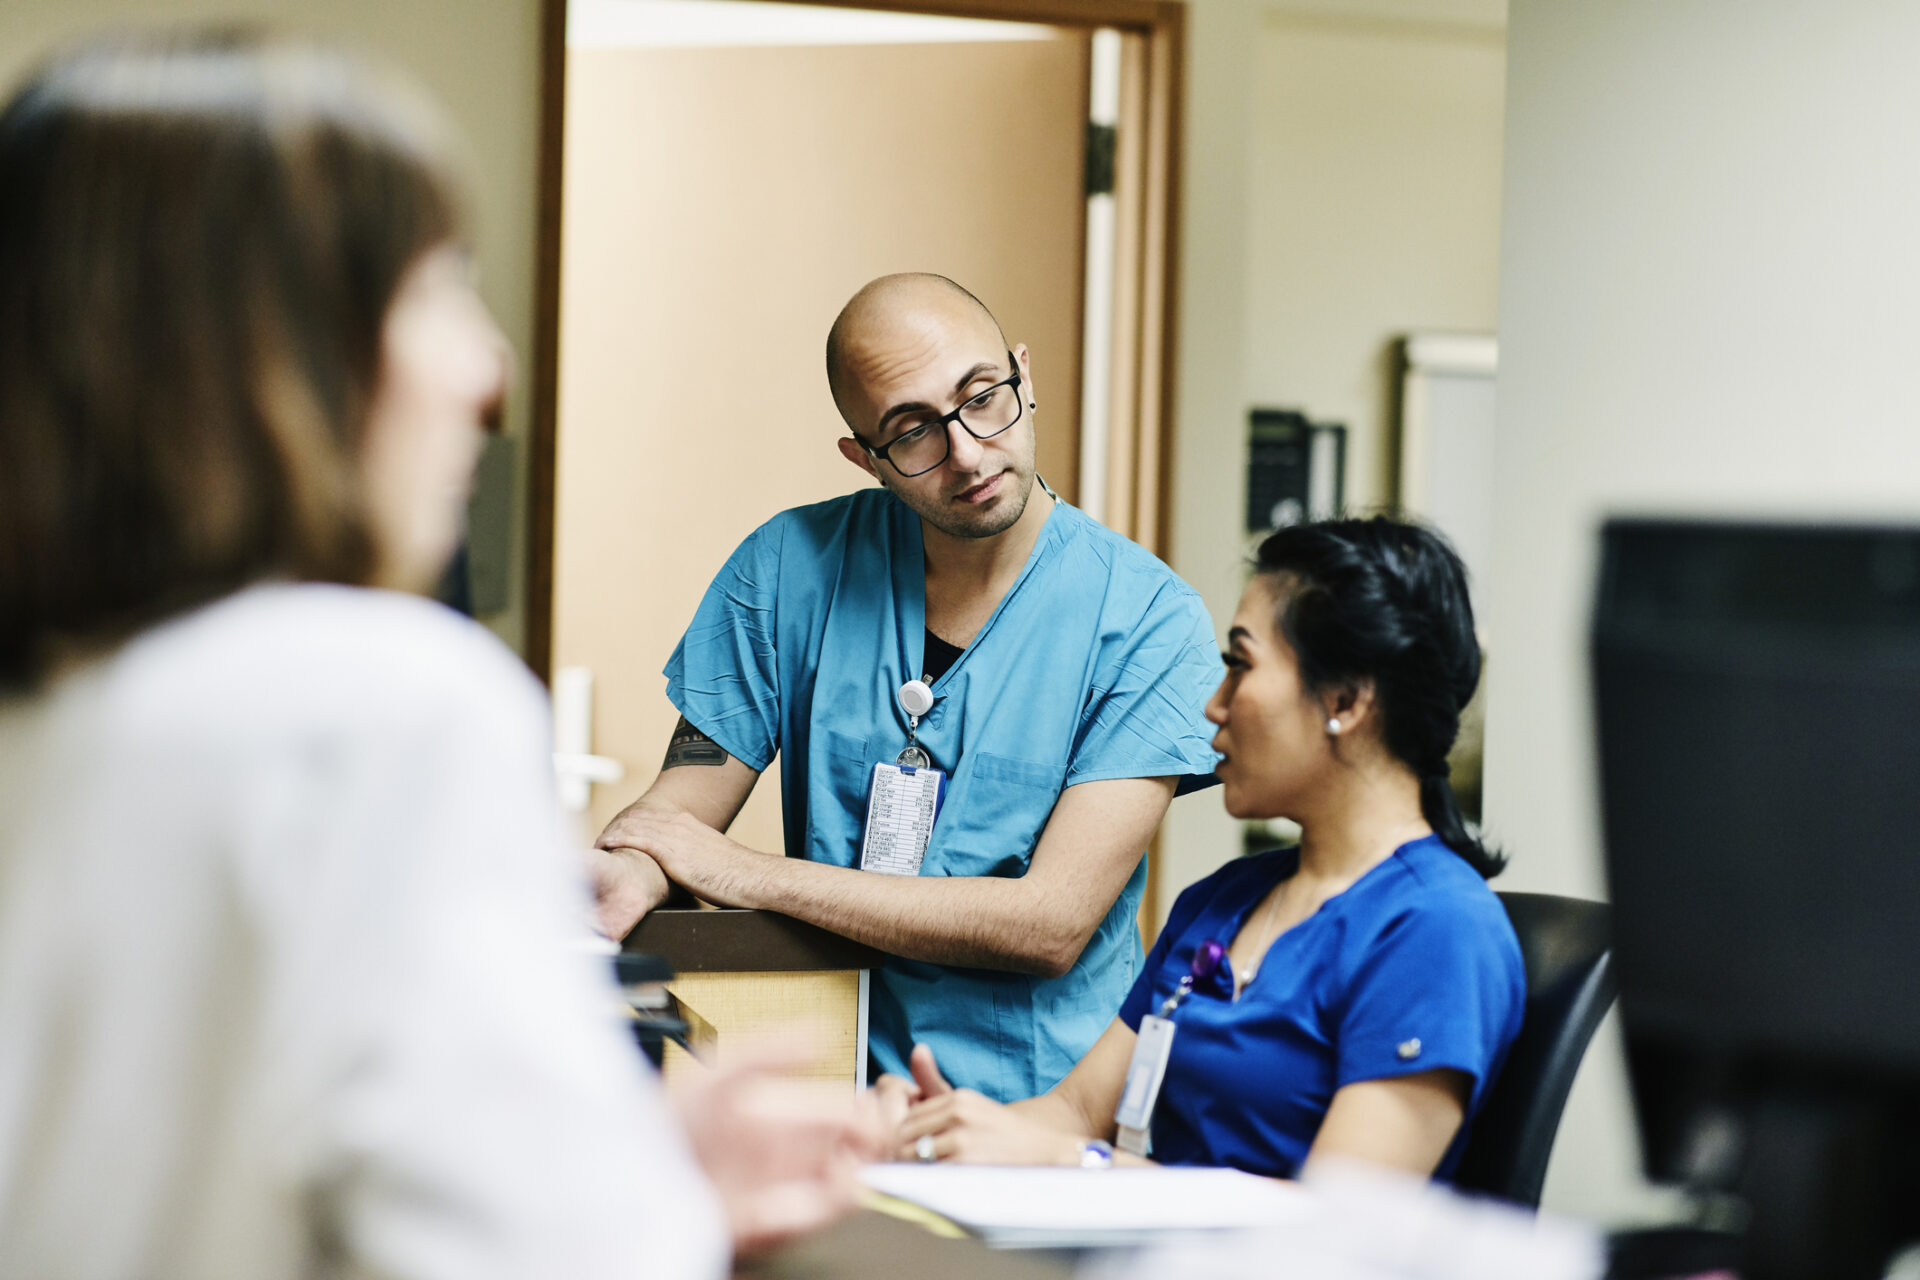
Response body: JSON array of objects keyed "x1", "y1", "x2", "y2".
[{"x1": 1592, "y1": 519, "x2": 1920, "y2": 1280}]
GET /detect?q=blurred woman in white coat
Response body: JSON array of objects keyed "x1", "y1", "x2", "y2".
[{"x1": 0, "y1": 29, "x2": 873, "y2": 1279}]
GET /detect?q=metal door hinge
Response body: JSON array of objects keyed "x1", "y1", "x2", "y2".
[{"x1": 1085, "y1": 122, "x2": 1117, "y2": 197}]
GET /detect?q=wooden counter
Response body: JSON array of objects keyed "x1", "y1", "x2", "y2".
[{"x1": 625, "y1": 909, "x2": 883, "y2": 1089}]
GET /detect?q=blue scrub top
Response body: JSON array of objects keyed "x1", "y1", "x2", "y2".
[
  {"x1": 664, "y1": 488, "x2": 1222, "y2": 1100},
  {"x1": 1118, "y1": 835, "x2": 1525, "y2": 1180}
]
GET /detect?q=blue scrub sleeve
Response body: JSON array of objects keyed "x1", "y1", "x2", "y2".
[
  {"x1": 1067, "y1": 581, "x2": 1221, "y2": 789},
  {"x1": 661, "y1": 519, "x2": 785, "y2": 772},
  {"x1": 1333, "y1": 901, "x2": 1515, "y2": 1092}
]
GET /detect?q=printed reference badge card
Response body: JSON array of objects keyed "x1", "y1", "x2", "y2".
[{"x1": 859, "y1": 762, "x2": 947, "y2": 876}]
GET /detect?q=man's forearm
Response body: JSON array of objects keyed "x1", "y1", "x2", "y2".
[
  {"x1": 612, "y1": 792, "x2": 778, "y2": 857},
  {"x1": 598, "y1": 737, "x2": 764, "y2": 854},
  {"x1": 606, "y1": 815, "x2": 1075, "y2": 968},
  {"x1": 743, "y1": 776, "x2": 1171, "y2": 973},
  {"x1": 613, "y1": 776, "x2": 1169, "y2": 975},
  {"x1": 686, "y1": 850, "x2": 1087, "y2": 976}
]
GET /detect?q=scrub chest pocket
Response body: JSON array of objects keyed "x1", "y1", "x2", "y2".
[
  {"x1": 814, "y1": 729, "x2": 872, "y2": 862},
  {"x1": 929, "y1": 752, "x2": 1066, "y2": 880}
]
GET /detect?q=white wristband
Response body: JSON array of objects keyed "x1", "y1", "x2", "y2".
[{"x1": 1077, "y1": 1138, "x2": 1115, "y2": 1169}]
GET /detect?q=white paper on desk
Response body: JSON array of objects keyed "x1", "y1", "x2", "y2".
[
  {"x1": 860, "y1": 1164, "x2": 1315, "y2": 1249},
  {"x1": 1079, "y1": 1160, "x2": 1605, "y2": 1280}
]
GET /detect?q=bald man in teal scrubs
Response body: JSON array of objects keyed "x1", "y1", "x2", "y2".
[{"x1": 590, "y1": 274, "x2": 1220, "y2": 1101}]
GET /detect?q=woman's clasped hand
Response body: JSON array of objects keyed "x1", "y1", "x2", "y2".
[{"x1": 881, "y1": 1045, "x2": 1096, "y2": 1167}]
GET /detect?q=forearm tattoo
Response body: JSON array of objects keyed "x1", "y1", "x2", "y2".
[{"x1": 662, "y1": 716, "x2": 727, "y2": 768}]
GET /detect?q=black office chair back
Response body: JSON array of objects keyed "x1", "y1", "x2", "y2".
[{"x1": 1452, "y1": 891, "x2": 1616, "y2": 1208}]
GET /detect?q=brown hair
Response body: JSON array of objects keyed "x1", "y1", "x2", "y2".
[{"x1": 0, "y1": 28, "x2": 465, "y2": 686}]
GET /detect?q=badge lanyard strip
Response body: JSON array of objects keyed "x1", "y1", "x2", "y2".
[
  {"x1": 896, "y1": 679, "x2": 934, "y2": 768},
  {"x1": 1115, "y1": 942, "x2": 1228, "y2": 1157}
]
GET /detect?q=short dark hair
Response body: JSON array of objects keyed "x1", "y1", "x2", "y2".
[
  {"x1": 0, "y1": 28, "x2": 464, "y2": 686},
  {"x1": 1254, "y1": 517, "x2": 1505, "y2": 878}
]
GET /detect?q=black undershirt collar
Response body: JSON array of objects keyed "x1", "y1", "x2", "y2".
[{"x1": 922, "y1": 628, "x2": 965, "y2": 684}]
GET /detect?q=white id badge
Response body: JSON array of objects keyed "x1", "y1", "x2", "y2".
[
  {"x1": 1113, "y1": 1013, "x2": 1177, "y2": 1155},
  {"x1": 858, "y1": 762, "x2": 947, "y2": 876}
]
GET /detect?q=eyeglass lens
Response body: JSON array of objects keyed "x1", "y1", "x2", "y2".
[{"x1": 887, "y1": 383, "x2": 1022, "y2": 477}]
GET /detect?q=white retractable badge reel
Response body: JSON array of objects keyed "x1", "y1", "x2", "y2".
[
  {"x1": 895, "y1": 680, "x2": 935, "y2": 766},
  {"x1": 858, "y1": 679, "x2": 948, "y2": 876}
]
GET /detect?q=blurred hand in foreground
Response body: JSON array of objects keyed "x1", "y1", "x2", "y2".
[{"x1": 670, "y1": 1037, "x2": 889, "y2": 1255}]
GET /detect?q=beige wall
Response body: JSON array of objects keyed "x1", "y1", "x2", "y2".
[
  {"x1": 1490, "y1": 0, "x2": 1920, "y2": 1225},
  {"x1": 0, "y1": 0, "x2": 543, "y2": 654}
]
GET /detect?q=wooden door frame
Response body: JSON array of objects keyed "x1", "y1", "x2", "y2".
[{"x1": 526, "y1": 0, "x2": 1185, "y2": 681}]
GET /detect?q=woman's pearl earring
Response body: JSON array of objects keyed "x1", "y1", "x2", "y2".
[{"x1": 1326, "y1": 718, "x2": 1341, "y2": 735}]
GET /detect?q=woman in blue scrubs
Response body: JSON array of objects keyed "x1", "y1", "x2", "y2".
[{"x1": 888, "y1": 518, "x2": 1524, "y2": 1180}]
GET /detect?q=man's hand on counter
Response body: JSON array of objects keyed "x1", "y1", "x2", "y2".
[
  {"x1": 585, "y1": 845, "x2": 672, "y2": 940},
  {"x1": 590, "y1": 755, "x2": 770, "y2": 937},
  {"x1": 599, "y1": 809, "x2": 766, "y2": 910},
  {"x1": 590, "y1": 776, "x2": 1181, "y2": 974}
]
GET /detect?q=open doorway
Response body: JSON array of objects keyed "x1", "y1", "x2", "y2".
[{"x1": 528, "y1": 0, "x2": 1183, "y2": 918}]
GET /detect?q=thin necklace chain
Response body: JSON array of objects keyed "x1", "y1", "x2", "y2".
[
  {"x1": 1235, "y1": 883, "x2": 1294, "y2": 996},
  {"x1": 1238, "y1": 827, "x2": 1428, "y2": 993}
]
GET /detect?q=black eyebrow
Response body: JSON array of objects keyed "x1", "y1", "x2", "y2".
[
  {"x1": 1226, "y1": 626, "x2": 1253, "y2": 646},
  {"x1": 951, "y1": 361, "x2": 1001, "y2": 396},
  {"x1": 873, "y1": 361, "x2": 1004, "y2": 435}
]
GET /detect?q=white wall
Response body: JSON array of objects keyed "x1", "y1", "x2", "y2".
[
  {"x1": 1490, "y1": 0, "x2": 1920, "y2": 1225},
  {"x1": 0, "y1": 0, "x2": 542, "y2": 654},
  {"x1": 1160, "y1": 0, "x2": 1506, "y2": 917},
  {"x1": 1159, "y1": 0, "x2": 1264, "y2": 914},
  {"x1": 1243, "y1": 11, "x2": 1504, "y2": 511}
]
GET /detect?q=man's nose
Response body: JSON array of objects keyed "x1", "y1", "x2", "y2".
[{"x1": 945, "y1": 419, "x2": 985, "y2": 472}]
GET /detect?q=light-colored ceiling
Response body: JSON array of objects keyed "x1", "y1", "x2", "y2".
[{"x1": 569, "y1": 0, "x2": 1057, "y2": 49}]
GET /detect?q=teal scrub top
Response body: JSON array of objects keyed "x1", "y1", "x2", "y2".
[{"x1": 664, "y1": 487, "x2": 1221, "y2": 1100}]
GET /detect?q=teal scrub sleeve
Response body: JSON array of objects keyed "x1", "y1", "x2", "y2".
[
  {"x1": 661, "y1": 519, "x2": 785, "y2": 772},
  {"x1": 1332, "y1": 897, "x2": 1523, "y2": 1098},
  {"x1": 1066, "y1": 581, "x2": 1222, "y2": 789}
]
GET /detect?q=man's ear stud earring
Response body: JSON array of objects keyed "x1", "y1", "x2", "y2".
[{"x1": 1326, "y1": 719, "x2": 1341, "y2": 735}]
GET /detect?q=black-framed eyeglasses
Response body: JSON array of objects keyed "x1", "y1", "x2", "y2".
[{"x1": 857, "y1": 352, "x2": 1025, "y2": 478}]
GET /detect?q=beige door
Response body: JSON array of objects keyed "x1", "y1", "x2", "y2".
[{"x1": 552, "y1": 24, "x2": 1091, "y2": 846}]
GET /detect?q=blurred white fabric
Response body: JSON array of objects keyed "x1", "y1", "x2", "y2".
[{"x1": 0, "y1": 585, "x2": 727, "y2": 1279}]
